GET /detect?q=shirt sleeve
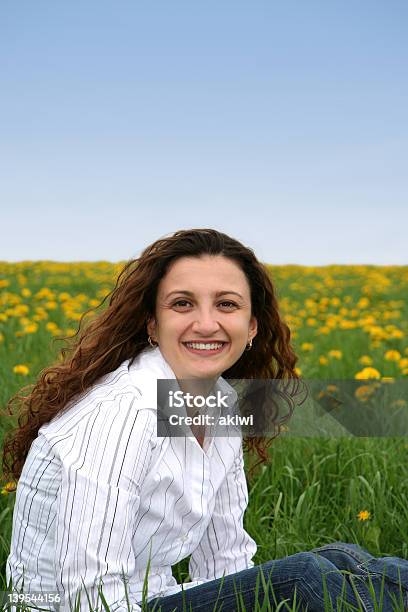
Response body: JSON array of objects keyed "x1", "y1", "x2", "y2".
[
  {"x1": 188, "y1": 443, "x2": 257, "y2": 582},
  {"x1": 54, "y1": 392, "x2": 156, "y2": 612}
]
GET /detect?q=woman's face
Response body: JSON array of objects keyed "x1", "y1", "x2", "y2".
[{"x1": 147, "y1": 255, "x2": 258, "y2": 380}]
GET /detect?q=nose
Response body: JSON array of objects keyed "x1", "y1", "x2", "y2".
[{"x1": 191, "y1": 307, "x2": 221, "y2": 336}]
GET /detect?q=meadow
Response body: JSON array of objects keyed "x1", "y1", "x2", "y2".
[{"x1": 0, "y1": 261, "x2": 408, "y2": 611}]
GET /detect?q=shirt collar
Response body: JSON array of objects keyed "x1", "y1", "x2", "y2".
[{"x1": 128, "y1": 346, "x2": 176, "y2": 380}]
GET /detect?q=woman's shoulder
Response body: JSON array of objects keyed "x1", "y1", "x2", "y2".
[
  {"x1": 38, "y1": 354, "x2": 160, "y2": 442},
  {"x1": 34, "y1": 358, "x2": 160, "y2": 476}
]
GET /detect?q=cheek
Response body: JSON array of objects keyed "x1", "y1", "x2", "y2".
[
  {"x1": 228, "y1": 314, "x2": 252, "y2": 333},
  {"x1": 162, "y1": 313, "x2": 190, "y2": 334}
]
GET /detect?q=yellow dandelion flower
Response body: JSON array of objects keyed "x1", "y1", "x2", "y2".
[
  {"x1": 366, "y1": 325, "x2": 387, "y2": 340},
  {"x1": 66, "y1": 311, "x2": 82, "y2": 321},
  {"x1": 328, "y1": 350, "x2": 342, "y2": 359},
  {"x1": 357, "y1": 297, "x2": 370, "y2": 308},
  {"x1": 398, "y1": 358, "x2": 408, "y2": 369},
  {"x1": 58, "y1": 292, "x2": 72, "y2": 301},
  {"x1": 301, "y1": 342, "x2": 314, "y2": 351},
  {"x1": 384, "y1": 350, "x2": 401, "y2": 362},
  {"x1": 65, "y1": 328, "x2": 78, "y2": 337},
  {"x1": 33, "y1": 306, "x2": 48, "y2": 321},
  {"x1": 319, "y1": 356, "x2": 328, "y2": 365},
  {"x1": 294, "y1": 367, "x2": 302, "y2": 376},
  {"x1": 357, "y1": 510, "x2": 371, "y2": 521},
  {"x1": 391, "y1": 330, "x2": 404, "y2": 339},
  {"x1": 21, "y1": 288, "x2": 32, "y2": 298},
  {"x1": 50, "y1": 328, "x2": 63, "y2": 337},
  {"x1": 15, "y1": 304, "x2": 30, "y2": 317},
  {"x1": 13, "y1": 364, "x2": 29, "y2": 376},
  {"x1": 339, "y1": 320, "x2": 356, "y2": 329},
  {"x1": 359, "y1": 355, "x2": 373, "y2": 366},
  {"x1": 46, "y1": 322, "x2": 59, "y2": 331},
  {"x1": 391, "y1": 399, "x2": 407, "y2": 409},
  {"x1": 355, "y1": 367, "x2": 381, "y2": 380},
  {"x1": 35, "y1": 287, "x2": 54, "y2": 300},
  {"x1": 23, "y1": 323, "x2": 38, "y2": 334},
  {"x1": 1, "y1": 481, "x2": 17, "y2": 495},
  {"x1": 355, "y1": 385, "x2": 376, "y2": 402}
]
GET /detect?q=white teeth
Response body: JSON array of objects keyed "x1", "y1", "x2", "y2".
[{"x1": 185, "y1": 342, "x2": 224, "y2": 350}]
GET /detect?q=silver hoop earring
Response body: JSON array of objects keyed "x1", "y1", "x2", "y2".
[
  {"x1": 148, "y1": 335, "x2": 158, "y2": 347},
  {"x1": 245, "y1": 338, "x2": 253, "y2": 351}
]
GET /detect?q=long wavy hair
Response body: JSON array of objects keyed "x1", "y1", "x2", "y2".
[{"x1": 2, "y1": 228, "x2": 300, "y2": 484}]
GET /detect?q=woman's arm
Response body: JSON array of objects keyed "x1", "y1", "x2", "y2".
[
  {"x1": 189, "y1": 443, "x2": 257, "y2": 582},
  {"x1": 54, "y1": 392, "x2": 155, "y2": 611}
]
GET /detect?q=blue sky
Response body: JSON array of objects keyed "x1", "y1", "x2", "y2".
[{"x1": 1, "y1": 1, "x2": 407, "y2": 264}]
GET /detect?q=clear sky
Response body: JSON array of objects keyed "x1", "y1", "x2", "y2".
[{"x1": 1, "y1": 1, "x2": 407, "y2": 265}]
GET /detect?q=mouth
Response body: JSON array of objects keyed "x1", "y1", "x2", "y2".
[{"x1": 182, "y1": 341, "x2": 229, "y2": 356}]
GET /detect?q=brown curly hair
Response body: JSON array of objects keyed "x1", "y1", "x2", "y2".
[{"x1": 2, "y1": 228, "x2": 299, "y2": 484}]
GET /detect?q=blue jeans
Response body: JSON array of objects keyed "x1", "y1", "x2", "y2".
[{"x1": 146, "y1": 543, "x2": 408, "y2": 611}]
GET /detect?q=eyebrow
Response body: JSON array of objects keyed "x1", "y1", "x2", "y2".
[{"x1": 164, "y1": 290, "x2": 245, "y2": 300}]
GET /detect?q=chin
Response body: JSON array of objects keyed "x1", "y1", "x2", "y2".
[
  {"x1": 184, "y1": 364, "x2": 222, "y2": 378},
  {"x1": 189, "y1": 368, "x2": 220, "y2": 379}
]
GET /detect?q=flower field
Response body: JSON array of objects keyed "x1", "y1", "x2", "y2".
[
  {"x1": 1, "y1": 262, "x2": 408, "y2": 609},
  {"x1": 1, "y1": 262, "x2": 407, "y2": 388}
]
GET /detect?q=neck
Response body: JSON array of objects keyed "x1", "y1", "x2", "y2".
[
  {"x1": 177, "y1": 378, "x2": 217, "y2": 397},
  {"x1": 177, "y1": 378, "x2": 218, "y2": 417}
]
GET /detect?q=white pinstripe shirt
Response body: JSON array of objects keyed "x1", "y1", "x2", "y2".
[{"x1": 6, "y1": 346, "x2": 257, "y2": 611}]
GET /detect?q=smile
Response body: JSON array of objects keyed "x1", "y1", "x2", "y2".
[{"x1": 182, "y1": 341, "x2": 228, "y2": 355}]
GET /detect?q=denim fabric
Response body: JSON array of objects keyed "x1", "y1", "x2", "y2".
[
  {"x1": 313, "y1": 542, "x2": 408, "y2": 612},
  {"x1": 146, "y1": 542, "x2": 408, "y2": 612}
]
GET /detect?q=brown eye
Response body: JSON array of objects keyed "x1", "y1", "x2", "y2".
[
  {"x1": 172, "y1": 300, "x2": 192, "y2": 308},
  {"x1": 218, "y1": 301, "x2": 237, "y2": 309}
]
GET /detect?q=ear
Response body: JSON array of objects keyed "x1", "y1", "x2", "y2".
[
  {"x1": 249, "y1": 316, "x2": 258, "y2": 340},
  {"x1": 146, "y1": 317, "x2": 157, "y2": 340}
]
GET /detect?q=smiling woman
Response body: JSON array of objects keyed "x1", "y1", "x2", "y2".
[{"x1": 2, "y1": 229, "x2": 408, "y2": 612}]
